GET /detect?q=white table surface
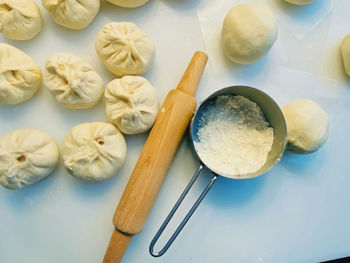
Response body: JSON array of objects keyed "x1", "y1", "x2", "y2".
[{"x1": 1, "y1": 0, "x2": 350, "y2": 263}]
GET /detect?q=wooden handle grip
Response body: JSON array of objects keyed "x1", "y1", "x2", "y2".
[
  {"x1": 103, "y1": 229, "x2": 133, "y2": 263},
  {"x1": 177, "y1": 51, "x2": 208, "y2": 96},
  {"x1": 104, "y1": 51, "x2": 207, "y2": 263}
]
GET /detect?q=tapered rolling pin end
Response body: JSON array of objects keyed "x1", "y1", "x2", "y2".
[
  {"x1": 177, "y1": 51, "x2": 208, "y2": 97},
  {"x1": 103, "y1": 229, "x2": 133, "y2": 263}
]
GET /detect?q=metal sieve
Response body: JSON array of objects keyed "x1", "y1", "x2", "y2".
[{"x1": 149, "y1": 86, "x2": 288, "y2": 257}]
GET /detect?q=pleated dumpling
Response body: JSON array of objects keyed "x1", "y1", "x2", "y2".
[
  {"x1": 107, "y1": 0, "x2": 149, "y2": 8},
  {"x1": 0, "y1": 129, "x2": 59, "y2": 190},
  {"x1": 44, "y1": 53, "x2": 104, "y2": 109},
  {"x1": 42, "y1": 0, "x2": 100, "y2": 30},
  {"x1": 105, "y1": 76, "x2": 159, "y2": 134},
  {"x1": 0, "y1": 43, "x2": 42, "y2": 104},
  {"x1": 95, "y1": 22, "x2": 155, "y2": 76},
  {"x1": 62, "y1": 122, "x2": 127, "y2": 181},
  {"x1": 284, "y1": 0, "x2": 314, "y2": 5},
  {"x1": 0, "y1": 0, "x2": 42, "y2": 40}
]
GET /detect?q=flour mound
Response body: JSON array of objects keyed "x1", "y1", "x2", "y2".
[{"x1": 195, "y1": 95, "x2": 274, "y2": 177}]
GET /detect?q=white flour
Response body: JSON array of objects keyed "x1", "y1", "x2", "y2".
[{"x1": 194, "y1": 95, "x2": 274, "y2": 177}]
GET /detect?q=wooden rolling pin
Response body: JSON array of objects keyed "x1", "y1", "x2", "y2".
[{"x1": 103, "y1": 51, "x2": 208, "y2": 263}]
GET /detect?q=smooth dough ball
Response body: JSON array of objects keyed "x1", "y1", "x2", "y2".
[
  {"x1": 107, "y1": 0, "x2": 148, "y2": 8},
  {"x1": 44, "y1": 53, "x2": 104, "y2": 109},
  {"x1": 284, "y1": 0, "x2": 314, "y2": 5},
  {"x1": 221, "y1": 3, "x2": 278, "y2": 65},
  {"x1": 0, "y1": 129, "x2": 59, "y2": 190},
  {"x1": 62, "y1": 122, "x2": 127, "y2": 181},
  {"x1": 105, "y1": 76, "x2": 159, "y2": 134},
  {"x1": 341, "y1": 34, "x2": 350, "y2": 77},
  {"x1": 283, "y1": 99, "x2": 329, "y2": 154},
  {"x1": 0, "y1": 0, "x2": 42, "y2": 40},
  {"x1": 0, "y1": 43, "x2": 42, "y2": 104},
  {"x1": 95, "y1": 22, "x2": 155, "y2": 76},
  {"x1": 42, "y1": 0, "x2": 100, "y2": 30}
]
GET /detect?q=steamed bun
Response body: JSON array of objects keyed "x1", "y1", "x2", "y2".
[
  {"x1": 283, "y1": 99, "x2": 329, "y2": 154},
  {"x1": 0, "y1": 129, "x2": 59, "y2": 190},
  {"x1": 105, "y1": 76, "x2": 159, "y2": 134},
  {"x1": 0, "y1": 0, "x2": 42, "y2": 40},
  {"x1": 95, "y1": 22, "x2": 155, "y2": 76},
  {"x1": 42, "y1": 0, "x2": 100, "y2": 30},
  {"x1": 62, "y1": 122, "x2": 127, "y2": 181},
  {"x1": 107, "y1": 0, "x2": 149, "y2": 8},
  {"x1": 341, "y1": 34, "x2": 350, "y2": 77},
  {"x1": 44, "y1": 53, "x2": 104, "y2": 109},
  {"x1": 221, "y1": 2, "x2": 278, "y2": 64},
  {"x1": 0, "y1": 43, "x2": 42, "y2": 104},
  {"x1": 284, "y1": 0, "x2": 314, "y2": 5}
]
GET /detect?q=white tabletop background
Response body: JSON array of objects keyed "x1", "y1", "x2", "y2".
[{"x1": 1, "y1": 0, "x2": 350, "y2": 262}]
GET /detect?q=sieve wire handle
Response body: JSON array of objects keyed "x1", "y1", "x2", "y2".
[{"x1": 149, "y1": 164, "x2": 218, "y2": 257}]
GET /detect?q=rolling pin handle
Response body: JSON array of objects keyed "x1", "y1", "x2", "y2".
[
  {"x1": 103, "y1": 229, "x2": 133, "y2": 263},
  {"x1": 177, "y1": 51, "x2": 208, "y2": 96},
  {"x1": 149, "y1": 165, "x2": 218, "y2": 257}
]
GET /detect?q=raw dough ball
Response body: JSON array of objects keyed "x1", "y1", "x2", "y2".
[
  {"x1": 0, "y1": 0, "x2": 42, "y2": 40},
  {"x1": 105, "y1": 76, "x2": 159, "y2": 134},
  {"x1": 283, "y1": 99, "x2": 329, "y2": 154},
  {"x1": 62, "y1": 122, "x2": 127, "y2": 181},
  {"x1": 0, "y1": 129, "x2": 59, "y2": 190},
  {"x1": 341, "y1": 34, "x2": 350, "y2": 77},
  {"x1": 44, "y1": 53, "x2": 104, "y2": 109},
  {"x1": 0, "y1": 43, "x2": 42, "y2": 104},
  {"x1": 42, "y1": 0, "x2": 100, "y2": 30},
  {"x1": 95, "y1": 22, "x2": 155, "y2": 76},
  {"x1": 221, "y1": 3, "x2": 278, "y2": 64},
  {"x1": 107, "y1": 0, "x2": 148, "y2": 8},
  {"x1": 284, "y1": 0, "x2": 314, "y2": 5}
]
